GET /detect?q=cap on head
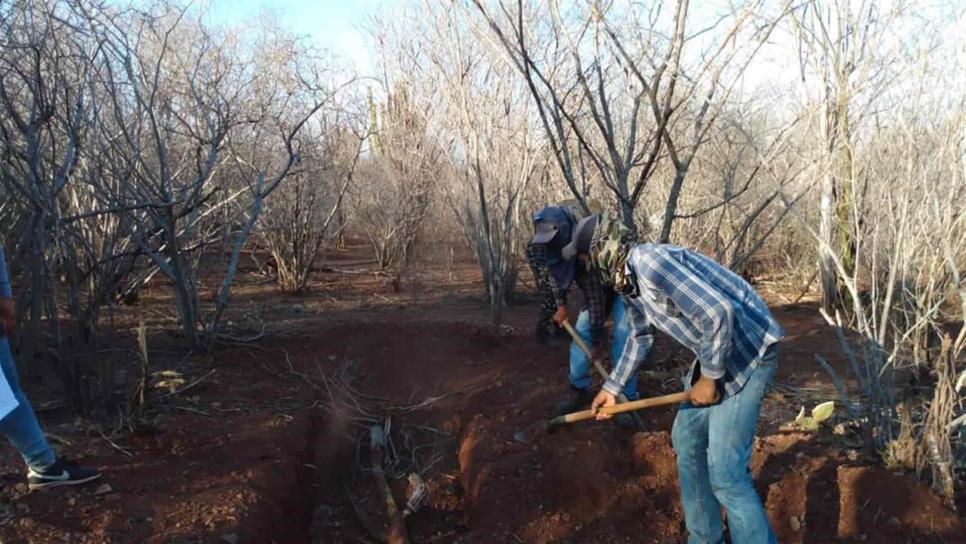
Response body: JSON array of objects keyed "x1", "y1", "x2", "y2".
[
  {"x1": 531, "y1": 206, "x2": 574, "y2": 247},
  {"x1": 531, "y1": 221, "x2": 559, "y2": 245},
  {"x1": 531, "y1": 205, "x2": 578, "y2": 290}
]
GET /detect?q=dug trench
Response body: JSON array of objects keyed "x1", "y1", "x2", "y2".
[
  {"x1": 1, "y1": 305, "x2": 962, "y2": 542},
  {"x1": 295, "y1": 317, "x2": 964, "y2": 544},
  {"x1": 295, "y1": 318, "x2": 690, "y2": 543}
]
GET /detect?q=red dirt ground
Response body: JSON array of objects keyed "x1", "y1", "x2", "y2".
[{"x1": 0, "y1": 254, "x2": 962, "y2": 543}]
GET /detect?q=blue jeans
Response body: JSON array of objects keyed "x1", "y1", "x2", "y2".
[
  {"x1": 0, "y1": 337, "x2": 56, "y2": 470},
  {"x1": 569, "y1": 295, "x2": 639, "y2": 400},
  {"x1": 672, "y1": 347, "x2": 778, "y2": 544}
]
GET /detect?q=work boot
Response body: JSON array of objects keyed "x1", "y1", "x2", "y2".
[
  {"x1": 614, "y1": 412, "x2": 639, "y2": 429},
  {"x1": 553, "y1": 387, "x2": 594, "y2": 416},
  {"x1": 535, "y1": 326, "x2": 549, "y2": 345}
]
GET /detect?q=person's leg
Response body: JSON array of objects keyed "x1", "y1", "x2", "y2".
[
  {"x1": 536, "y1": 280, "x2": 556, "y2": 342},
  {"x1": 0, "y1": 336, "x2": 56, "y2": 470},
  {"x1": 553, "y1": 308, "x2": 595, "y2": 415},
  {"x1": 0, "y1": 337, "x2": 101, "y2": 489},
  {"x1": 526, "y1": 247, "x2": 549, "y2": 343},
  {"x1": 609, "y1": 297, "x2": 638, "y2": 400},
  {"x1": 568, "y1": 308, "x2": 593, "y2": 391},
  {"x1": 706, "y1": 351, "x2": 778, "y2": 544},
  {"x1": 672, "y1": 396, "x2": 724, "y2": 544}
]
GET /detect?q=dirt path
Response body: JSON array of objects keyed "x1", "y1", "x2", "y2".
[{"x1": 0, "y1": 271, "x2": 962, "y2": 543}]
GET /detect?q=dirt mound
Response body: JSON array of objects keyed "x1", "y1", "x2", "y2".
[
  {"x1": 751, "y1": 433, "x2": 966, "y2": 543},
  {"x1": 456, "y1": 423, "x2": 966, "y2": 543},
  {"x1": 457, "y1": 421, "x2": 685, "y2": 543},
  {"x1": 836, "y1": 465, "x2": 963, "y2": 542}
]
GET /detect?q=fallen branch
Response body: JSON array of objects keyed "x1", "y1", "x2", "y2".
[
  {"x1": 370, "y1": 425, "x2": 410, "y2": 544},
  {"x1": 218, "y1": 320, "x2": 267, "y2": 343},
  {"x1": 99, "y1": 430, "x2": 134, "y2": 458},
  {"x1": 343, "y1": 481, "x2": 388, "y2": 543},
  {"x1": 35, "y1": 401, "x2": 68, "y2": 413},
  {"x1": 319, "y1": 266, "x2": 383, "y2": 275},
  {"x1": 44, "y1": 432, "x2": 74, "y2": 446},
  {"x1": 386, "y1": 391, "x2": 465, "y2": 414},
  {"x1": 173, "y1": 405, "x2": 213, "y2": 416}
]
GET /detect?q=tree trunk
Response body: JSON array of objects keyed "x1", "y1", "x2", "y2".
[
  {"x1": 205, "y1": 196, "x2": 263, "y2": 347},
  {"x1": 659, "y1": 166, "x2": 689, "y2": 243},
  {"x1": 165, "y1": 234, "x2": 200, "y2": 349},
  {"x1": 819, "y1": 168, "x2": 837, "y2": 313},
  {"x1": 24, "y1": 211, "x2": 46, "y2": 368},
  {"x1": 620, "y1": 198, "x2": 637, "y2": 241}
]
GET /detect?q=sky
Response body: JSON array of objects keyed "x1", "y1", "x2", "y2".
[
  {"x1": 203, "y1": 0, "x2": 386, "y2": 76},
  {"x1": 198, "y1": 0, "x2": 964, "y2": 110}
]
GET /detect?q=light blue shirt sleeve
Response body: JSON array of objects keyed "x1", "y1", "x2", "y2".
[{"x1": 0, "y1": 248, "x2": 11, "y2": 298}]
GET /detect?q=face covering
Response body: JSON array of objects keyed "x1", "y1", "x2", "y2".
[{"x1": 589, "y1": 212, "x2": 633, "y2": 293}]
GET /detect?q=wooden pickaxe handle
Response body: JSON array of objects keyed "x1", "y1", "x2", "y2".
[
  {"x1": 560, "y1": 319, "x2": 647, "y2": 430},
  {"x1": 561, "y1": 321, "x2": 612, "y2": 383},
  {"x1": 559, "y1": 391, "x2": 691, "y2": 425}
]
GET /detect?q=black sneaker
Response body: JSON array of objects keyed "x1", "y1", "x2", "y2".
[
  {"x1": 553, "y1": 387, "x2": 595, "y2": 416},
  {"x1": 28, "y1": 459, "x2": 101, "y2": 490},
  {"x1": 535, "y1": 326, "x2": 549, "y2": 345}
]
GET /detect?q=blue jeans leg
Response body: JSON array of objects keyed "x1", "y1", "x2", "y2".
[
  {"x1": 568, "y1": 309, "x2": 593, "y2": 391},
  {"x1": 672, "y1": 396, "x2": 722, "y2": 543},
  {"x1": 0, "y1": 337, "x2": 56, "y2": 470},
  {"x1": 569, "y1": 299, "x2": 639, "y2": 400},
  {"x1": 672, "y1": 352, "x2": 778, "y2": 544},
  {"x1": 610, "y1": 297, "x2": 638, "y2": 400}
]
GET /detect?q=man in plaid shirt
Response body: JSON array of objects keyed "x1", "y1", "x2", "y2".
[
  {"x1": 566, "y1": 214, "x2": 783, "y2": 544},
  {"x1": 530, "y1": 206, "x2": 639, "y2": 418}
]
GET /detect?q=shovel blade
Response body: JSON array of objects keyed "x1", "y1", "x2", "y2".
[
  {"x1": 513, "y1": 415, "x2": 567, "y2": 445},
  {"x1": 513, "y1": 419, "x2": 549, "y2": 445}
]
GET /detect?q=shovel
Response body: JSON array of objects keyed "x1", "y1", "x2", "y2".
[
  {"x1": 513, "y1": 390, "x2": 691, "y2": 444},
  {"x1": 560, "y1": 320, "x2": 646, "y2": 431}
]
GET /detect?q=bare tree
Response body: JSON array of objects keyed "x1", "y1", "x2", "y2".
[
  {"x1": 258, "y1": 121, "x2": 365, "y2": 293},
  {"x1": 201, "y1": 41, "x2": 339, "y2": 346},
  {"x1": 467, "y1": 0, "x2": 791, "y2": 242},
  {"x1": 81, "y1": 4, "x2": 344, "y2": 347},
  {"x1": 356, "y1": 85, "x2": 440, "y2": 280},
  {"x1": 786, "y1": 51, "x2": 966, "y2": 501},
  {"x1": 0, "y1": 0, "x2": 362, "y2": 409},
  {"x1": 792, "y1": 0, "x2": 907, "y2": 312},
  {"x1": 80, "y1": 4, "x2": 242, "y2": 348},
  {"x1": 0, "y1": 1, "x2": 97, "y2": 364},
  {"x1": 430, "y1": 2, "x2": 545, "y2": 324}
]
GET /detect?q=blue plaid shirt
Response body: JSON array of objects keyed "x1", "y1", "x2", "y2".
[
  {"x1": 0, "y1": 248, "x2": 10, "y2": 298},
  {"x1": 603, "y1": 243, "x2": 784, "y2": 398}
]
